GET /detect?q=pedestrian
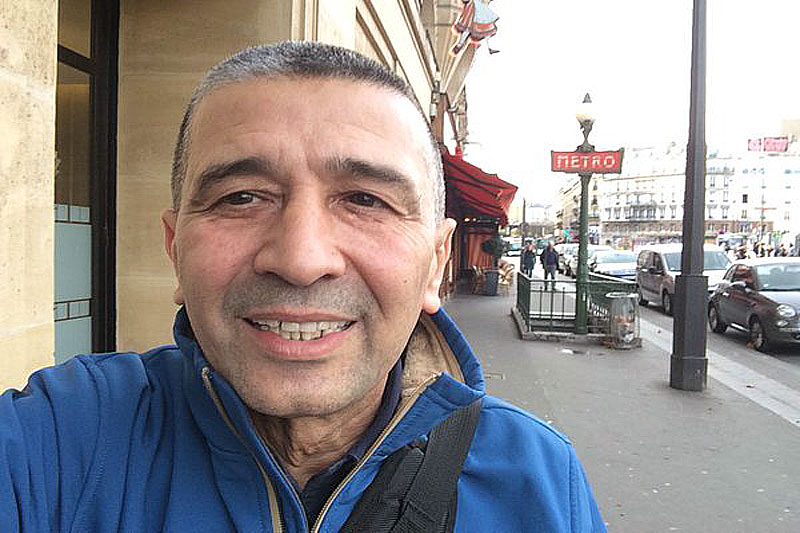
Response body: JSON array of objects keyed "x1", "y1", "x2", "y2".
[
  {"x1": 521, "y1": 240, "x2": 536, "y2": 277},
  {"x1": 541, "y1": 241, "x2": 559, "y2": 290},
  {"x1": 0, "y1": 42, "x2": 605, "y2": 532}
]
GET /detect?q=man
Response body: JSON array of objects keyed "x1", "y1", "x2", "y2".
[
  {"x1": 1, "y1": 42, "x2": 605, "y2": 532},
  {"x1": 521, "y1": 240, "x2": 536, "y2": 277},
  {"x1": 542, "y1": 241, "x2": 559, "y2": 290}
]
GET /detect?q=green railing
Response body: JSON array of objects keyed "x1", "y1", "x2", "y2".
[{"x1": 516, "y1": 272, "x2": 638, "y2": 335}]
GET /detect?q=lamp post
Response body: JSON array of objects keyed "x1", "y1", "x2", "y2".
[
  {"x1": 671, "y1": 0, "x2": 708, "y2": 391},
  {"x1": 574, "y1": 93, "x2": 595, "y2": 334},
  {"x1": 551, "y1": 96, "x2": 623, "y2": 335}
]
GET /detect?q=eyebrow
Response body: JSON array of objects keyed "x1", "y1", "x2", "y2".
[
  {"x1": 189, "y1": 156, "x2": 277, "y2": 204},
  {"x1": 325, "y1": 156, "x2": 421, "y2": 204}
]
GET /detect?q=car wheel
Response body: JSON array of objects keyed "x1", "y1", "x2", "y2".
[
  {"x1": 708, "y1": 304, "x2": 727, "y2": 333},
  {"x1": 637, "y1": 287, "x2": 648, "y2": 306},
  {"x1": 749, "y1": 317, "x2": 771, "y2": 353},
  {"x1": 662, "y1": 291, "x2": 673, "y2": 316}
]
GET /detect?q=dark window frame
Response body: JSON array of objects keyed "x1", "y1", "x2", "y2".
[{"x1": 57, "y1": 0, "x2": 119, "y2": 353}]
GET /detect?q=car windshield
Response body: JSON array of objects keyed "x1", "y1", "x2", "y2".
[
  {"x1": 596, "y1": 251, "x2": 637, "y2": 264},
  {"x1": 755, "y1": 263, "x2": 800, "y2": 291},
  {"x1": 662, "y1": 250, "x2": 730, "y2": 272}
]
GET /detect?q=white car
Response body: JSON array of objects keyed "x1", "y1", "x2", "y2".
[
  {"x1": 567, "y1": 245, "x2": 612, "y2": 278},
  {"x1": 589, "y1": 250, "x2": 638, "y2": 280},
  {"x1": 556, "y1": 243, "x2": 579, "y2": 274},
  {"x1": 636, "y1": 243, "x2": 731, "y2": 315}
]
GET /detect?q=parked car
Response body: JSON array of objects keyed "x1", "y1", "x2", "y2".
[
  {"x1": 708, "y1": 258, "x2": 800, "y2": 352},
  {"x1": 556, "y1": 243, "x2": 578, "y2": 274},
  {"x1": 567, "y1": 245, "x2": 612, "y2": 278},
  {"x1": 589, "y1": 250, "x2": 638, "y2": 280},
  {"x1": 504, "y1": 240, "x2": 522, "y2": 257},
  {"x1": 636, "y1": 244, "x2": 731, "y2": 315}
]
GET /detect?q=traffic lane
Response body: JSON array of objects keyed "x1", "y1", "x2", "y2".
[{"x1": 639, "y1": 302, "x2": 800, "y2": 388}]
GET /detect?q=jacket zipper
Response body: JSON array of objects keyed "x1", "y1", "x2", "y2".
[
  {"x1": 201, "y1": 367, "x2": 285, "y2": 533},
  {"x1": 309, "y1": 373, "x2": 441, "y2": 533}
]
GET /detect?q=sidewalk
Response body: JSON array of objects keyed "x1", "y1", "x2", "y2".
[{"x1": 444, "y1": 287, "x2": 800, "y2": 533}]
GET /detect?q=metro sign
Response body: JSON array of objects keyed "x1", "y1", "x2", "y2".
[{"x1": 551, "y1": 149, "x2": 625, "y2": 174}]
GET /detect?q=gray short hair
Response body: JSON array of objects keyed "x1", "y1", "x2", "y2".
[{"x1": 171, "y1": 41, "x2": 444, "y2": 221}]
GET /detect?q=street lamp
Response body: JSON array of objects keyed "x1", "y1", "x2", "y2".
[
  {"x1": 671, "y1": 0, "x2": 708, "y2": 391},
  {"x1": 576, "y1": 93, "x2": 595, "y2": 149},
  {"x1": 574, "y1": 93, "x2": 594, "y2": 334}
]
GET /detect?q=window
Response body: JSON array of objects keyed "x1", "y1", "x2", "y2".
[
  {"x1": 785, "y1": 211, "x2": 791, "y2": 221},
  {"x1": 721, "y1": 206, "x2": 728, "y2": 219},
  {"x1": 723, "y1": 191, "x2": 728, "y2": 202},
  {"x1": 742, "y1": 210, "x2": 748, "y2": 219},
  {"x1": 742, "y1": 194, "x2": 748, "y2": 204},
  {"x1": 55, "y1": 0, "x2": 118, "y2": 362},
  {"x1": 709, "y1": 175, "x2": 716, "y2": 187},
  {"x1": 671, "y1": 206, "x2": 677, "y2": 218},
  {"x1": 659, "y1": 207, "x2": 666, "y2": 219}
]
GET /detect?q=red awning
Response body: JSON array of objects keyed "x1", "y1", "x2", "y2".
[{"x1": 443, "y1": 151, "x2": 517, "y2": 225}]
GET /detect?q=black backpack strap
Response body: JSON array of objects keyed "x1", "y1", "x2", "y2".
[{"x1": 340, "y1": 398, "x2": 482, "y2": 533}]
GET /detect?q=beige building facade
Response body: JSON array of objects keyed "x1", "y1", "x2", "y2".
[{"x1": 2, "y1": 0, "x2": 481, "y2": 389}]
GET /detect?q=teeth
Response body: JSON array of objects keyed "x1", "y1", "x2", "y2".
[
  {"x1": 298, "y1": 322, "x2": 318, "y2": 332},
  {"x1": 249, "y1": 319, "x2": 351, "y2": 340}
]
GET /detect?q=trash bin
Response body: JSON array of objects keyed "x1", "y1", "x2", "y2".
[
  {"x1": 605, "y1": 292, "x2": 640, "y2": 349},
  {"x1": 483, "y1": 269, "x2": 499, "y2": 296}
]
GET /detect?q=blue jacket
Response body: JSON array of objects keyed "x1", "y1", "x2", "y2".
[{"x1": 1, "y1": 308, "x2": 606, "y2": 532}]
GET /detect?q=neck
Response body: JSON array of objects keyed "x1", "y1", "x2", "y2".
[{"x1": 251, "y1": 379, "x2": 387, "y2": 489}]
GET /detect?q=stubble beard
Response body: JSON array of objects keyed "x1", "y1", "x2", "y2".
[{"x1": 193, "y1": 273, "x2": 391, "y2": 418}]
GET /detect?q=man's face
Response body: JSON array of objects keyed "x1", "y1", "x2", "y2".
[{"x1": 163, "y1": 78, "x2": 455, "y2": 418}]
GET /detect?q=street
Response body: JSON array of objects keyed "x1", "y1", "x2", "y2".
[{"x1": 446, "y1": 259, "x2": 800, "y2": 532}]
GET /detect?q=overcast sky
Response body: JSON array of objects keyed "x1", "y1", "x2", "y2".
[{"x1": 463, "y1": 0, "x2": 800, "y2": 205}]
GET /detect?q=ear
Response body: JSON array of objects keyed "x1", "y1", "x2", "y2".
[
  {"x1": 161, "y1": 208, "x2": 184, "y2": 305},
  {"x1": 422, "y1": 218, "x2": 457, "y2": 314}
]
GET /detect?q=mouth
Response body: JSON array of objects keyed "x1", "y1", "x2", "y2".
[{"x1": 244, "y1": 318, "x2": 355, "y2": 341}]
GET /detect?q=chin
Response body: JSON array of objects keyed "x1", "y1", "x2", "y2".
[{"x1": 238, "y1": 379, "x2": 363, "y2": 419}]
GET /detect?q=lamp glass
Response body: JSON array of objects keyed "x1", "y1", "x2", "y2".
[{"x1": 576, "y1": 94, "x2": 594, "y2": 123}]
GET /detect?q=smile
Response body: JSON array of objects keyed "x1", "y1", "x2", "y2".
[{"x1": 245, "y1": 318, "x2": 353, "y2": 341}]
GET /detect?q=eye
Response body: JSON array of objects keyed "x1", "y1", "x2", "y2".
[
  {"x1": 219, "y1": 191, "x2": 256, "y2": 206},
  {"x1": 344, "y1": 192, "x2": 387, "y2": 209}
]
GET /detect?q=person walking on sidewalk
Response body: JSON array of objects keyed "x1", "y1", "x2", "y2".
[
  {"x1": 0, "y1": 42, "x2": 605, "y2": 532},
  {"x1": 521, "y1": 240, "x2": 536, "y2": 276},
  {"x1": 541, "y1": 241, "x2": 559, "y2": 290}
]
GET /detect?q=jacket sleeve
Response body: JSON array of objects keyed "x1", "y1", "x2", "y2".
[
  {"x1": 0, "y1": 357, "x2": 101, "y2": 533},
  {"x1": 569, "y1": 449, "x2": 607, "y2": 532}
]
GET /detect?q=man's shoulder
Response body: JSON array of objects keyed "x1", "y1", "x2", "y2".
[
  {"x1": 477, "y1": 395, "x2": 573, "y2": 452},
  {"x1": 6, "y1": 345, "x2": 186, "y2": 406}
]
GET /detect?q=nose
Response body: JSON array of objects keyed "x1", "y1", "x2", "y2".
[{"x1": 253, "y1": 194, "x2": 347, "y2": 286}]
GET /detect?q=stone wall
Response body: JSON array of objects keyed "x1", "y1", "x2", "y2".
[{"x1": 0, "y1": 0, "x2": 58, "y2": 389}]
